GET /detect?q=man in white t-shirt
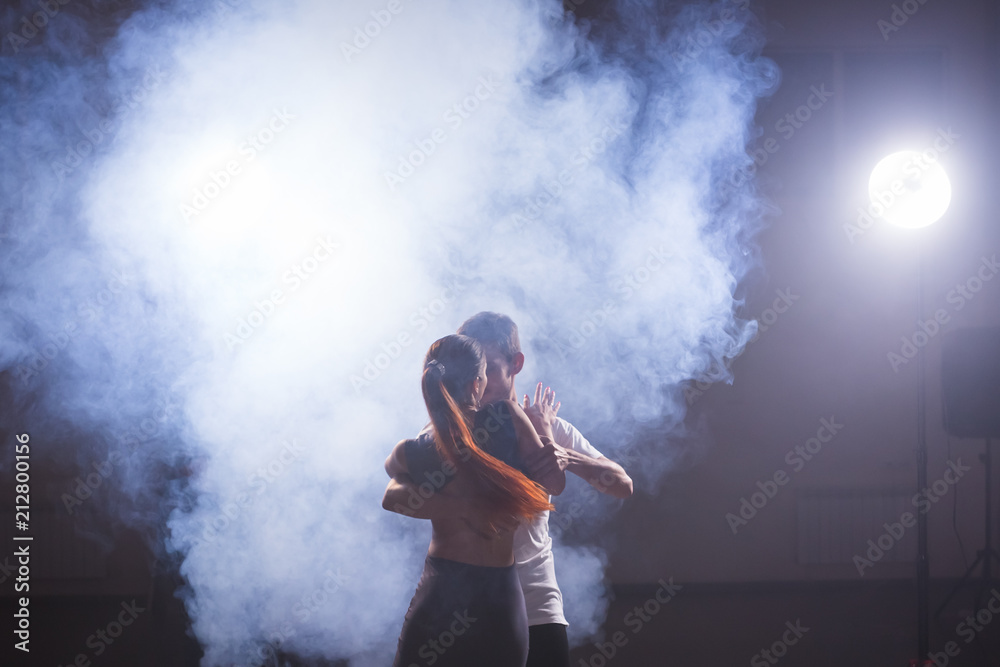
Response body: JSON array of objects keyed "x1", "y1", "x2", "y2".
[{"x1": 384, "y1": 312, "x2": 632, "y2": 667}]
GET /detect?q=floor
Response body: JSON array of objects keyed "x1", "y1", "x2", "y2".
[{"x1": 4, "y1": 578, "x2": 1000, "y2": 666}]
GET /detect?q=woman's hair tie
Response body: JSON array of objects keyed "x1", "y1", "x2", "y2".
[{"x1": 426, "y1": 359, "x2": 446, "y2": 376}]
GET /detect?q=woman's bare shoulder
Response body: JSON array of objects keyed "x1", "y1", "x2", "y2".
[{"x1": 385, "y1": 438, "x2": 419, "y2": 476}]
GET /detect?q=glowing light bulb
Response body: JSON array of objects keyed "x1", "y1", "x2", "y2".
[{"x1": 868, "y1": 150, "x2": 951, "y2": 229}]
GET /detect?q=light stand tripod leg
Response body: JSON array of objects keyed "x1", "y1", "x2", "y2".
[
  {"x1": 934, "y1": 439, "x2": 997, "y2": 621},
  {"x1": 935, "y1": 550, "x2": 986, "y2": 619}
]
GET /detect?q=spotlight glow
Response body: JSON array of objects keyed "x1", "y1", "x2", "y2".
[{"x1": 868, "y1": 150, "x2": 952, "y2": 229}]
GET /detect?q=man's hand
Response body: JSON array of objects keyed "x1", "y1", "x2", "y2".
[
  {"x1": 522, "y1": 382, "x2": 560, "y2": 440},
  {"x1": 522, "y1": 439, "x2": 570, "y2": 495}
]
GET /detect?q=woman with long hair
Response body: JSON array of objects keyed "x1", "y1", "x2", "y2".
[{"x1": 384, "y1": 334, "x2": 564, "y2": 667}]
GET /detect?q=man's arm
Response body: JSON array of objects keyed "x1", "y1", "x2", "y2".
[
  {"x1": 565, "y1": 451, "x2": 633, "y2": 499},
  {"x1": 520, "y1": 385, "x2": 633, "y2": 499},
  {"x1": 522, "y1": 441, "x2": 633, "y2": 499},
  {"x1": 383, "y1": 474, "x2": 519, "y2": 533},
  {"x1": 382, "y1": 474, "x2": 461, "y2": 519}
]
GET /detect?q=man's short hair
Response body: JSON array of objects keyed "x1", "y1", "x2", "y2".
[{"x1": 457, "y1": 312, "x2": 521, "y2": 362}]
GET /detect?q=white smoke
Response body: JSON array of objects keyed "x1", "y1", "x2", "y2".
[{"x1": 0, "y1": 0, "x2": 775, "y2": 663}]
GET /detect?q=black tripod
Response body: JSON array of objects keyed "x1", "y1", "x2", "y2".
[{"x1": 934, "y1": 438, "x2": 1000, "y2": 618}]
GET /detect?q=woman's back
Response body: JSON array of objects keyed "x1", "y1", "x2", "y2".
[{"x1": 403, "y1": 400, "x2": 528, "y2": 567}]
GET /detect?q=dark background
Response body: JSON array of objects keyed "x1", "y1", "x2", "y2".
[{"x1": 2, "y1": 0, "x2": 1000, "y2": 665}]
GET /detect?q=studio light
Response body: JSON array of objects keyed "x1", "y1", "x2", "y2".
[
  {"x1": 868, "y1": 146, "x2": 954, "y2": 664},
  {"x1": 868, "y1": 150, "x2": 952, "y2": 229}
]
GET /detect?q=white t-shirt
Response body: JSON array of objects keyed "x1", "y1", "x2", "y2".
[{"x1": 514, "y1": 417, "x2": 603, "y2": 627}]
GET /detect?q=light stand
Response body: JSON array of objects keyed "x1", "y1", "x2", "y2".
[
  {"x1": 934, "y1": 327, "x2": 1000, "y2": 617},
  {"x1": 916, "y1": 240, "x2": 929, "y2": 661},
  {"x1": 867, "y1": 149, "x2": 952, "y2": 666},
  {"x1": 934, "y1": 438, "x2": 1000, "y2": 617}
]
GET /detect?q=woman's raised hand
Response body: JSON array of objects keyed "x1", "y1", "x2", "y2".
[{"x1": 522, "y1": 382, "x2": 560, "y2": 439}]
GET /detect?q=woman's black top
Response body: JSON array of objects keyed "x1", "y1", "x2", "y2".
[{"x1": 404, "y1": 400, "x2": 526, "y2": 491}]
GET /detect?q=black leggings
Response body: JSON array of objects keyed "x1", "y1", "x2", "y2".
[
  {"x1": 527, "y1": 623, "x2": 570, "y2": 667},
  {"x1": 394, "y1": 556, "x2": 528, "y2": 667}
]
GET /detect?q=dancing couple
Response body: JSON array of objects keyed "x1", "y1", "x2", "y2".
[{"x1": 384, "y1": 312, "x2": 633, "y2": 667}]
